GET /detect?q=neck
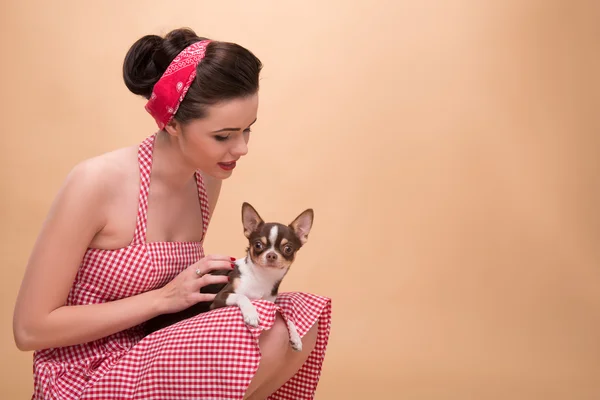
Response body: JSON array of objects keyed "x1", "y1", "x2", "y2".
[{"x1": 152, "y1": 131, "x2": 196, "y2": 189}]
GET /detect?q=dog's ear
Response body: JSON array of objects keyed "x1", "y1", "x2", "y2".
[
  {"x1": 289, "y1": 209, "x2": 314, "y2": 245},
  {"x1": 242, "y1": 202, "x2": 264, "y2": 238}
]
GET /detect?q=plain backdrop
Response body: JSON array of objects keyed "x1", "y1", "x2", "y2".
[{"x1": 1, "y1": 0, "x2": 599, "y2": 398}]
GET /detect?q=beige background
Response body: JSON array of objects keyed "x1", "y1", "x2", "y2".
[{"x1": 1, "y1": 0, "x2": 599, "y2": 398}]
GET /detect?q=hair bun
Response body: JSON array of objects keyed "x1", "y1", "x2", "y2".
[
  {"x1": 162, "y1": 28, "x2": 202, "y2": 51},
  {"x1": 123, "y1": 28, "x2": 205, "y2": 100},
  {"x1": 122, "y1": 34, "x2": 165, "y2": 99}
]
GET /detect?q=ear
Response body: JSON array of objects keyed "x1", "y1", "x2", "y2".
[
  {"x1": 164, "y1": 118, "x2": 182, "y2": 138},
  {"x1": 242, "y1": 202, "x2": 264, "y2": 238},
  {"x1": 289, "y1": 209, "x2": 314, "y2": 245}
]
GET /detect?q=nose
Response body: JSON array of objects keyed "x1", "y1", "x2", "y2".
[
  {"x1": 266, "y1": 252, "x2": 278, "y2": 261},
  {"x1": 231, "y1": 136, "x2": 248, "y2": 157}
]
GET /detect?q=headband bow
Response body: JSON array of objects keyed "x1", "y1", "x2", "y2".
[{"x1": 145, "y1": 39, "x2": 211, "y2": 130}]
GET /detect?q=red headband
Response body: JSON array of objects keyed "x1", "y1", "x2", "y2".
[{"x1": 145, "y1": 39, "x2": 212, "y2": 130}]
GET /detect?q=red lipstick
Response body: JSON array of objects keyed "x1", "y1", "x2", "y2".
[{"x1": 218, "y1": 161, "x2": 236, "y2": 171}]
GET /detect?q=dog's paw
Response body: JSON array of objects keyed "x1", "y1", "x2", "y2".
[
  {"x1": 243, "y1": 310, "x2": 260, "y2": 328},
  {"x1": 288, "y1": 322, "x2": 303, "y2": 352},
  {"x1": 290, "y1": 337, "x2": 303, "y2": 352}
]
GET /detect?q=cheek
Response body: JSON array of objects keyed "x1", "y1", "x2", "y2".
[{"x1": 183, "y1": 135, "x2": 223, "y2": 161}]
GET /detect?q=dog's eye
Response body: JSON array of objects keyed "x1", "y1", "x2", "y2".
[
  {"x1": 254, "y1": 242, "x2": 263, "y2": 250},
  {"x1": 283, "y1": 245, "x2": 293, "y2": 255}
]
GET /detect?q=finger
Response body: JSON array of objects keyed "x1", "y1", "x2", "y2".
[
  {"x1": 198, "y1": 260, "x2": 236, "y2": 275},
  {"x1": 191, "y1": 292, "x2": 217, "y2": 303},
  {"x1": 190, "y1": 261, "x2": 231, "y2": 278},
  {"x1": 204, "y1": 254, "x2": 238, "y2": 262},
  {"x1": 193, "y1": 273, "x2": 230, "y2": 291}
]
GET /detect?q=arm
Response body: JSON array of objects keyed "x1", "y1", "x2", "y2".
[{"x1": 12, "y1": 160, "x2": 166, "y2": 351}]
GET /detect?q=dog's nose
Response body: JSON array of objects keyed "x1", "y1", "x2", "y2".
[{"x1": 266, "y1": 252, "x2": 278, "y2": 261}]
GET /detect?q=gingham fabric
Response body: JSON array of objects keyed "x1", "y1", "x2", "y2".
[{"x1": 31, "y1": 134, "x2": 332, "y2": 399}]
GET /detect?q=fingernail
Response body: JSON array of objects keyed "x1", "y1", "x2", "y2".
[
  {"x1": 230, "y1": 263, "x2": 235, "y2": 268},
  {"x1": 230, "y1": 257, "x2": 236, "y2": 261}
]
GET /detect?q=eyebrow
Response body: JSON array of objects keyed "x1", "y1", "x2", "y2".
[{"x1": 212, "y1": 118, "x2": 257, "y2": 133}]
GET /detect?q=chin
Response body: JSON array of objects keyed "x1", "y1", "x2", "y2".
[
  {"x1": 258, "y1": 263, "x2": 283, "y2": 270},
  {"x1": 203, "y1": 166, "x2": 233, "y2": 180},
  {"x1": 217, "y1": 169, "x2": 234, "y2": 179}
]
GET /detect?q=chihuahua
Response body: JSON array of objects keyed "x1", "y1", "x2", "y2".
[
  {"x1": 144, "y1": 202, "x2": 314, "y2": 352},
  {"x1": 209, "y1": 202, "x2": 314, "y2": 351}
]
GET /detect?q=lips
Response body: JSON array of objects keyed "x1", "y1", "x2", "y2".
[{"x1": 218, "y1": 161, "x2": 237, "y2": 171}]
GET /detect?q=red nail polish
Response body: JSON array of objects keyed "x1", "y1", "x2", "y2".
[
  {"x1": 230, "y1": 257, "x2": 236, "y2": 261},
  {"x1": 230, "y1": 263, "x2": 235, "y2": 268}
]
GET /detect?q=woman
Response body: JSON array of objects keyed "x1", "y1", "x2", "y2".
[{"x1": 13, "y1": 27, "x2": 332, "y2": 400}]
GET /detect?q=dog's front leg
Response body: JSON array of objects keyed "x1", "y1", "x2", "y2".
[
  {"x1": 226, "y1": 293, "x2": 260, "y2": 328},
  {"x1": 286, "y1": 319, "x2": 303, "y2": 351}
]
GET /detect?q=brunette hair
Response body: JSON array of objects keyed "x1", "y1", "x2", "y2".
[{"x1": 123, "y1": 27, "x2": 262, "y2": 123}]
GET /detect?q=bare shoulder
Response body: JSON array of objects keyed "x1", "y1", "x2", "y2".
[
  {"x1": 72, "y1": 145, "x2": 138, "y2": 189},
  {"x1": 53, "y1": 145, "x2": 139, "y2": 229}
]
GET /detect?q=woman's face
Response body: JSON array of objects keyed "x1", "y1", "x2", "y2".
[{"x1": 172, "y1": 94, "x2": 259, "y2": 179}]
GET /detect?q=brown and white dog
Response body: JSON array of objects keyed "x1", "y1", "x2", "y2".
[
  {"x1": 210, "y1": 202, "x2": 313, "y2": 351},
  {"x1": 144, "y1": 202, "x2": 314, "y2": 352}
]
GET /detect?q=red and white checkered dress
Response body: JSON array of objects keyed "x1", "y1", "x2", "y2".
[{"x1": 32, "y1": 134, "x2": 332, "y2": 399}]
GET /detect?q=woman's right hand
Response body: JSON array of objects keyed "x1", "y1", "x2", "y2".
[{"x1": 157, "y1": 254, "x2": 235, "y2": 314}]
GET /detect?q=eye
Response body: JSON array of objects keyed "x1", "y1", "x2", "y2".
[
  {"x1": 283, "y1": 245, "x2": 293, "y2": 255},
  {"x1": 214, "y1": 134, "x2": 230, "y2": 142},
  {"x1": 254, "y1": 241, "x2": 263, "y2": 251}
]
